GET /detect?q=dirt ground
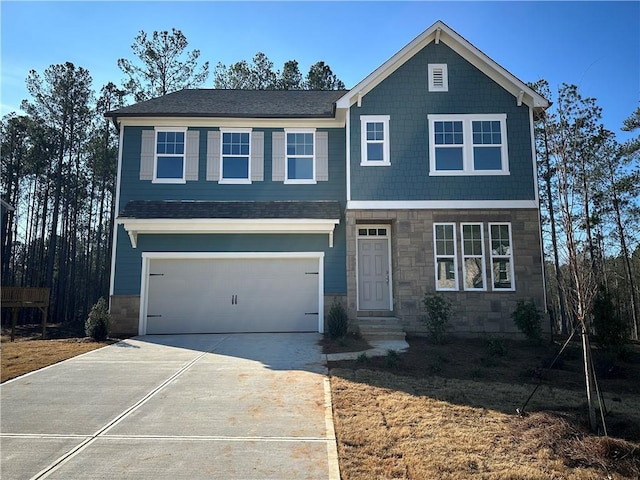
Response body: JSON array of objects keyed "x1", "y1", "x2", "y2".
[
  {"x1": 1, "y1": 323, "x2": 118, "y2": 382},
  {"x1": 329, "y1": 336, "x2": 640, "y2": 479}
]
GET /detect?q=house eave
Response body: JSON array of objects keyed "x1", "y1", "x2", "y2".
[
  {"x1": 112, "y1": 113, "x2": 346, "y2": 128},
  {"x1": 116, "y1": 217, "x2": 341, "y2": 248},
  {"x1": 336, "y1": 20, "x2": 550, "y2": 111}
]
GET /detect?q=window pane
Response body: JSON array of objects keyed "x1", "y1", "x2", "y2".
[
  {"x1": 366, "y1": 122, "x2": 384, "y2": 141},
  {"x1": 367, "y1": 142, "x2": 384, "y2": 161},
  {"x1": 464, "y1": 258, "x2": 484, "y2": 289},
  {"x1": 377, "y1": 228, "x2": 387, "y2": 236},
  {"x1": 472, "y1": 121, "x2": 501, "y2": 145},
  {"x1": 474, "y1": 147, "x2": 502, "y2": 170},
  {"x1": 222, "y1": 157, "x2": 249, "y2": 179},
  {"x1": 462, "y1": 224, "x2": 482, "y2": 254},
  {"x1": 436, "y1": 259, "x2": 456, "y2": 289},
  {"x1": 156, "y1": 156, "x2": 183, "y2": 179},
  {"x1": 435, "y1": 147, "x2": 463, "y2": 170},
  {"x1": 287, "y1": 157, "x2": 313, "y2": 180},
  {"x1": 492, "y1": 259, "x2": 512, "y2": 289},
  {"x1": 435, "y1": 225, "x2": 454, "y2": 255},
  {"x1": 358, "y1": 228, "x2": 367, "y2": 236},
  {"x1": 287, "y1": 133, "x2": 313, "y2": 155},
  {"x1": 491, "y1": 225, "x2": 511, "y2": 255}
]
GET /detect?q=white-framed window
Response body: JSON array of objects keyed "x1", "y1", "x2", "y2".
[
  {"x1": 220, "y1": 129, "x2": 251, "y2": 183},
  {"x1": 489, "y1": 223, "x2": 515, "y2": 291},
  {"x1": 285, "y1": 129, "x2": 315, "y2": 183},
  {"x1": 360, "y1": 115, "x2": 390, "y2": 166},
  {"x1": 461, "y1": 223, "x2": 486, "y2": 291},
  {"x1": 428, "y1": 114, "x2": 509, "y2": 175},
  {"x1": 433, "y1": 223, "x2": 458, "y2": 291},
  {"x1": 428, "y1": 64, "x2": 448, "y2": 92},
  {"x1": 154, "y1": 127, "x2": 187, "y2": 183}
]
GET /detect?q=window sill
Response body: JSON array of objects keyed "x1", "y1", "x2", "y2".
[
  {"x1": 429, "y1": 170, "x2": 510, "y2": 176},
  {"x1": 284, "y1": 179, "x2": 317, "y2": 185},
  {"x1": 152, "y1": 178, "x2": 186, "y2": 184},
  {"x1": 360, "y1": 162, "x2": 391, "y2": 167},
  {"x1": 219, "y1": 179, "x2": 252, "y2": 185}
]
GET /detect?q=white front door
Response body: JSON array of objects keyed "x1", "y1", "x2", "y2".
[{"x1": 357, "y1": 226, "x2": 391, "y2": 310}]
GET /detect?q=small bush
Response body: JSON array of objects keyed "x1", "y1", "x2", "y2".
[
  {"x1": 422, "y1": 293, "x2": 453, "y2": 344},
  {"x1": 357, "y1": 352, "x2": 369, "y2": 364},
  {"x1": 511, "y1": 299, "x2": 543, "y2": 342},
  {"x1": 487, "y1": 338, "x2": 508, "y2": 357},
  {"x1": 327, "y1": 300, "x2": 348, "y2": 339},
  {"x1": 384, "y1": 349, "x2": 400, "y2": 369},
  {"x1": 85, "y1": 297, "x2": 110, "y2": 341}
]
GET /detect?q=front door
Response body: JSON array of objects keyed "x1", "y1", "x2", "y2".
[{"x1": 357, "y1": 226, "x2": 391, "y2": 310}]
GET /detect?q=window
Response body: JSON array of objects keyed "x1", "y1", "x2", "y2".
[
  {"x1": 286, "y1": 130, "x2": 315, "y2": 183},
  {"x1": 461, "y1": 223, "x2": 486, "y2": 290},
  {"x1": 221, "y1": 130, "x2": 251, "y2": 183},
  {"x1": 154, "y1": 128, "x2": 186, "y2": 182},
  {"x1": 428, "y1": 64, "x2": 448, "y2": 92},
  {"x1": 434, "y1": 223, "x2": 457, "y2": 291},
  {"x1": 428, "y1": 114, "x2": 508, "y2": 175},
  {"x1": 489, "y1": 223, "x2": 514, "y2": 290},
  {"x1": 360, "y1": 115, "x2": 390, "y2": 166}
]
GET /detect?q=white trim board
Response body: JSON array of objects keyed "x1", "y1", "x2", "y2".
[
  {"x1": 347, "y1": 200, "x2": 539, "y2": 210},
  {"x1": 138, "y1": 251, "x2": 325, "y2": 335},
  {"x1": 116, "y1": 116, "x2": 346, "y2": 129},
  {"x1": 117, "y1": 218, "x2": 340, "y2": 248}
]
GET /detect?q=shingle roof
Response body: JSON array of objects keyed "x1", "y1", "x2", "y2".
[
  {"x1": 119, "y1": 200, "x2": 342, "y2": 220},
  {"x1": 107, "y1": 89, "x2": 347, "y2": 119}
]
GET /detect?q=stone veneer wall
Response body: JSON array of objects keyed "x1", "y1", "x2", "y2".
[
  {"x1": 346, "y1": 209, "x2": 546, "y2": 335},
  {"x1": 109, "y1": 295, "x2": 140, "y2": 336}
]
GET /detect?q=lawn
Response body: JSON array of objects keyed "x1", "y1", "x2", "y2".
[
  {"x1": 1, "y1": 323, "x2": 116, "y2": 383},
  {"x1": 329, "y1": 336, "x2": 640, "y2": 479}
]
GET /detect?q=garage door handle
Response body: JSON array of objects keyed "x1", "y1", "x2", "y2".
[
  {"x1": 305, "y1": 312, "x2": 318, "y2": 315},
  {"x1": 147, "y1": 314, "x2": 162, "y2": 318},
  {"x1": 231, "y1": 294, "x2": 238, "y2": 305}
]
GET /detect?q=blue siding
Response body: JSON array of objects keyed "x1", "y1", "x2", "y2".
[
  {"x1": 119, "y1": 127, "x2": 346, "y2": 207},
  {"x1": 350, "y1": 42, "x2": 535, "y2": 201},
  {"x1": 113, "y1": 223, "x2": 347, "y2": 296}
]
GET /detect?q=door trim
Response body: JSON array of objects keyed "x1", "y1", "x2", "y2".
[
  {"x1": 139, "y1": 251, "x2": 325, "y2": 335},
  {"x1": 355, "y1": 225, "x2": 393, "y2": 311}
]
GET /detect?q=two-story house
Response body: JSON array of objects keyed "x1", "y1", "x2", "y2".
[{"x1": 107, "y1": 21, "x2": 549, "y2": 337}]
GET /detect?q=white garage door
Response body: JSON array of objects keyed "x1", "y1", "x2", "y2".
[{"x1": 144, "y1": 256, "x2": 321, "y2": 334}]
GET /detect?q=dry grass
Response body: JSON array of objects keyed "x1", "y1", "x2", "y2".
[
  {"x1": 329, "y1": 337, "x2": 640, "y2": 480},
  {"x1": 1, "y1": 328, "x2": 115, "y2": 382}
]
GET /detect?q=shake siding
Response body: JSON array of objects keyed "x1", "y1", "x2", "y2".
[
  {"x1": 119, "y1": 127, "x2": 346, "y2": 207},
  {"x1": 349, "y1": 41, "x2": 536, "y2": 202}
]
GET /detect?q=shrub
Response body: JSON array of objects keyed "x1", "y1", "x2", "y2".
[
  {"x1": 384, "y1": 349, "x2": 400, "y2": 369},
  {"x1": 85, "y1": 298, "x2": 110, "y2": 341},
  {"x1": 511, "y1": 299, "x2": 543, "y2": 342},
  {"x1": 592, "y1": 289, "x2": 627, "y2": 354},
  {"x1": 487, "y1": 337, "x2": 508, "y2": 357},
  {"x1": 327, "y1": 300, "x2": 348, "y2": 339},
  {"x1": 422, "y1": 293, "x2": 452, "y2": 344}
]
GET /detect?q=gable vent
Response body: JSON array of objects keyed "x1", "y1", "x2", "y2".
[{"x1": 428, "y1": 64, "x2": 448, "y2": 92}]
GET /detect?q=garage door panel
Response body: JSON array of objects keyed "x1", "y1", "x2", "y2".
[{"x1": 145, "y1": 257, "x2": 320, "y2": 334}]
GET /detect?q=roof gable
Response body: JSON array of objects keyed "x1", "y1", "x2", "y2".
[{"x1": 336, "y1": 20, "x2": 548, "y2": 111}]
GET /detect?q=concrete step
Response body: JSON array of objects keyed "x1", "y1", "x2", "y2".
[{"x1": 358, "y1": 316, "x2": 406, "y2": 342}]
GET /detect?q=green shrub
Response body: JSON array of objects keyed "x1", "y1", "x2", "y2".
[
  {"x1": 357, "y1": 352, "x2": 369, "y2": 364},
  {"x1": 384, "y1": 349, "x2": 400, "y2": 369},
  {"x1": 592, "y1": 289, "x2": 627, "y2": 354},
  {"x1": 85, "y1": 298, "x2": 110, "y2": 341},
  {"x1": 327, "y1": 300, "x2": 349, "y2": 339},
  {"x1": 487, "y1": 338, "x2": 508, "y2": 357},
  {"x1": 422, "y1": 293, "x2": 453, "y2": 344},
  {"x1": 511, "y1": 299, "x2": 543, "y2": 342}
]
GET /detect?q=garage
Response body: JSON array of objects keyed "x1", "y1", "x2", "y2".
[{"x1": 141, "y1": 253, "x2": 323, "y2": 334}]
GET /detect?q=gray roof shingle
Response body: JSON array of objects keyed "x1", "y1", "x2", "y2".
[
  {"x1": 119, "y1": 200, "x2": 342, "y2": 220},
  {"x1": 107, "y1": 89, "x2": 347, "y2": 119}
]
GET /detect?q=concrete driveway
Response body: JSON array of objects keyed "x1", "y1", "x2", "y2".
[{"x1": 1, "y1": 333, "x2": 340, "y2": 480}]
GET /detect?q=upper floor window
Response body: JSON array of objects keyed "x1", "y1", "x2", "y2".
[
  {"x1": 428, "y1": 114, "x2": 509, "y2": 175},
  {"x1": 154, "y1": 128, "x2": 186, "y2": 183},
  {"x1": 360, "y1": 115, "x2": 390, "y2": 166},
  {"x1": 428, "y1": 64, "x2": 448, "y2": 92},
  {"x1": 286, "y1": 130, "x2": 315, "y2": 183},
  {"x1": 221, "y1": 129, "x2": 251, "y2": 183}
]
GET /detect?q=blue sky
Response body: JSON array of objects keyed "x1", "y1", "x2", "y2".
[{"x1": 1, "y1": 1, "x2": 638, "y2": 141}]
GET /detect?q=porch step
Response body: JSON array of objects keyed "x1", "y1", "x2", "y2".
[{"x1": 358, "y1": 317, "x2": 406, "y2": 342}]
